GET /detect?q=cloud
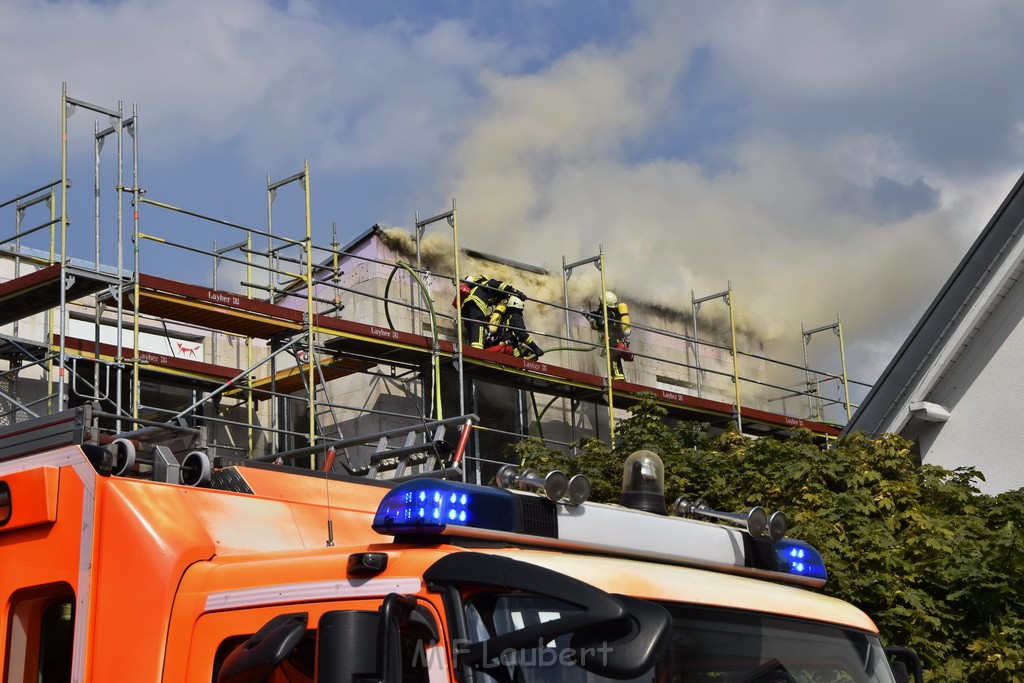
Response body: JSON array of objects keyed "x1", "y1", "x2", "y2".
[
  {"x1": 0, "y1": 0, "x2": 533, "y2": 264},
  {"x1": 0, "y1": 0, "x2": 520, "y2": 175},
  {"x1": 691, "y1": 0, "x2": 1024, "y2": 171}
]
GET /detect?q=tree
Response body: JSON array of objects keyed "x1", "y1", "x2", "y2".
[{"x1": 511, "y1": 394, "x2": 1024, "y2": 681}]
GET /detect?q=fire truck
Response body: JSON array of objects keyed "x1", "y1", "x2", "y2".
[{"x1": 0, "y1": 406, "x2": 922, "y2": 682}]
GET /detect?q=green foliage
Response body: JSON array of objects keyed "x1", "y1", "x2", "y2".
[{"x1": 510, "y1": 393, "x2": 1024, "y2": 682}]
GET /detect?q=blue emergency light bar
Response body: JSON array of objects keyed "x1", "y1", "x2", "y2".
[
  {"x1": 372, "y1": 478, "x2": 829, "y2": 587},
  {"x1": 372, "y1": 479, "x2": 517, "y2": 535}
]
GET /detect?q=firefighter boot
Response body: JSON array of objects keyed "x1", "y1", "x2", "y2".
[{"x1": 611, "y1": 360, "x2": 625, "y2": 381}]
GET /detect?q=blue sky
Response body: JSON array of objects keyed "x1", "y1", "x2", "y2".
[{"x1": 3, "y1": 0, "x2": 1024, "y2": 392}]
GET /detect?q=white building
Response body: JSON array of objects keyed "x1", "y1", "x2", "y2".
[{"x1": 844, "y1": 171, "x2": 1024, "y2": 495}]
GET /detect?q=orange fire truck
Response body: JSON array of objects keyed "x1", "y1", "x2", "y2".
[{"x1": 0, "y1": 406, "x2": 922, "y2": 682}]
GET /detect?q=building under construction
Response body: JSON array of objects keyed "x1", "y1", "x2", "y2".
[{"x1": 0, "y1": 86, "x2": 864, "y2": 484}]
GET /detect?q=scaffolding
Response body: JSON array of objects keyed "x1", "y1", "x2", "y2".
[
  {"x1": 798, "y1": 316, "x2": 862, "y2": 422},
  {"x1": 0, "y1": 85, "x2": 868, "y2": 488}
]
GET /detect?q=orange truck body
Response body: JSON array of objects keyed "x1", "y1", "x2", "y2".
[
  {"x1": 1, "y1": 443, "x2": 398, "y2": 681},
  {"x1": 1, "y1": 416, "x2": 912, "y2": 682}
]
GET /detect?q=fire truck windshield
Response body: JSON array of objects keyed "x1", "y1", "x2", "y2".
[{"x1": 464, "y1": 595, "x2": 897, "y2": 683}]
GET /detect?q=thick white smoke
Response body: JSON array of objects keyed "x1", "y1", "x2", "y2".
[{"x1": 436, "y1": 4, "x2": 1023, "y2": 391}]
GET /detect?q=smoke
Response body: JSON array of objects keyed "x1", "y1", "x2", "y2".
[
  {"x1": 379, "y1": 227, "x2": 577, "y2": 337},
  {"x1": 433, "y1": 3, "x2": 1023, "y2": 387},
  {"x1": 379, "y1": 224, "x2": 784, "y2": 372}
]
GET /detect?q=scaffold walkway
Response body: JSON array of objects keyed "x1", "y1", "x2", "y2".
[
  {"x1": 0, "y1": 264, "x2": 840, "y2": 438},
  {"x1": 0, "y1": 263, "x2": 122, "y2": 326}
]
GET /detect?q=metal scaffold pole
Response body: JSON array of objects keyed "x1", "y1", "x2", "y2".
[
  {"x1": 727, "y1": 285, "x2": 742, "y2": 432},
  {"x1": 837, "y1": 316, "x2": 852, "y2": 420},
  {"x1": 416, "y1": 203, "x2": 461, "y2": 414},
  {"x1": 58, "y1": 84, "x2": 69, "y2": 411},
  {"x1": 597, "y1": 247, "x2": 616, "y2": 442},
  {"x1": 414, "y1": 211, "x2": 423, "y2": 339},
  {"x1": 132, "y1": 120, "x2": 143, "y2": 424},
  {"x1": 304, "y1": 161, "x2": 316, "y2": 449},
  {"x1": 94, "y1": 99, "x2": 130, "y2": 431},
  {"x1": 561, "y1": 255, "x2": 577, "y2": 448},
  {"x1": 265, "y1": 165, "x2": 317, "y2": 457},
  {"x1": 266, "y1": 173, "x2": 278, "y2": 451},
  {"x1": 413, "y1": 207, "x2": 454, "y2": 425},
  {"x1": 691, "y1": 290, "x2": 703, "y2": 398},
  {"x1": 802, "y1": 315, "x2": 852, "y2": 422},
  {"x1": 562, "y1": 250, "x2": 607, "y2": 443},
  {"x1": 801, "y1": 322, "x2": 821, "y2": 420},
  {"x1": 60, "y1": 83, "x2": 124, "y2": 414},
  {"x1": 693, "y1": 282, "x2": 742, "y2": 431},
  {"x1": 245, "y1": 227, "x2": 253, "y2": 455},
  {"x1": 414, "y1": 202, "x2": 462, "y2": 473},
  {"x1": 449, "y1": 201, "x2": 463, "y2": 421}
]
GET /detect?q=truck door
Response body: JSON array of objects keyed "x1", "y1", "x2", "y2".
[{"x1": 179, "y1": 598, "x2": 447, "y2": 682}]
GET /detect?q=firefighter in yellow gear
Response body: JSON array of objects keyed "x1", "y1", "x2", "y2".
[
  {"x1": 459, "y1": 275, "x2": 521, "y2": 349},
  {"x1": 589, "y1": 290, "x2": 631, "y2": 380},
  {"x1": 485, "y1": 294, "x2": 544, "y2": 360}
]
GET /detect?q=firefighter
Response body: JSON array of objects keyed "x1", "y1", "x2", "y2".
[
  {"x1": 589, "y1": 290, "x2": 632, "y2": 380},
  {"x1": 486, "y1": 294, "x2": 545, "y2": 360},
  {"x1": 459, "y1": 275, "x2": 521, "y2": 349}
]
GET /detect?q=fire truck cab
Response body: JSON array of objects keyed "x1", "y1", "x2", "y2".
[{"x1": 0, "y1": 408, "x2": 922, "y2": 682}]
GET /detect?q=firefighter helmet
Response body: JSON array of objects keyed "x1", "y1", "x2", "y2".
[
  {"x1": 604, "y1": 291, "x2": 618, "y2": 307},
  {"x1": 506, "y1": 294, "x2": 525, "y2": 310}
]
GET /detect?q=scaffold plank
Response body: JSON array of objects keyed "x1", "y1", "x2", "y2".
[
  {"x1": 246, "y1": 357, "x2": 376, "y2": 397},
  {"x1": 58, "y1": 336, "x2": 240, "y2": 384},
  {"x1": 127, "y1": 275, "x2": 304, "y2": 339},
  {"x1": 0, "y1": 264, "x2": 118, "y2": 326}
]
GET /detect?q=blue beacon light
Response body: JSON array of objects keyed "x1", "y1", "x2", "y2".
[
  {"x1": 372, "y1": 479, "x2": 518, "y2": 535},
  {"x1": 773, "y1": 538, "x2": 828, "y2": 582}
]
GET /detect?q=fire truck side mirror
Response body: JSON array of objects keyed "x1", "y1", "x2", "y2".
[
  {"x1": 216, "y1": 612, "x2": 308, "y2": 683},
  {"x1": 317, "y1": 597, "x2": 437, "y2": 682},
  {"x1": 570, "y1": 594, "x2": 672, "y2": 679},
  {"x1": 884, "y1": 646, "x2": 923, "y2": 683},
  {"x1": 316, "y1": 610, "x2": 399, "y2": 683}
]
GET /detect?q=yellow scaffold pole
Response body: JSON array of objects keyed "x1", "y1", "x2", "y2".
[{"x1": 598, "y1": 248, "x2": 616, "y2": 442}]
